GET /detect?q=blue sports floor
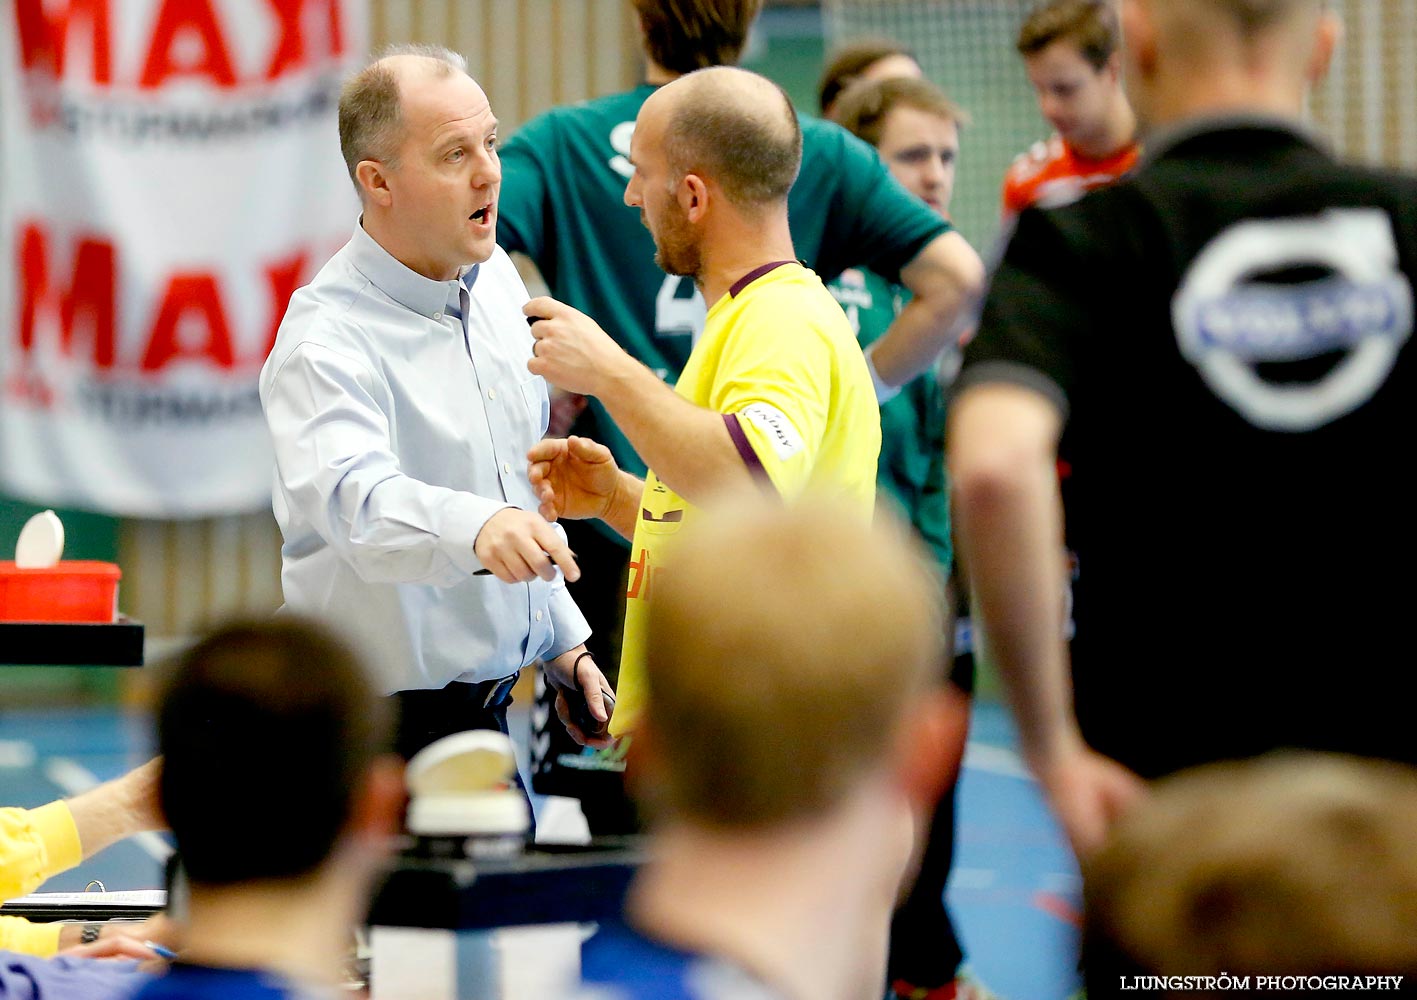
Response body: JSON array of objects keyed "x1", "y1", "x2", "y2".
[{"x1": 0, "y1": 700, "x2": 1081, "y2": 1000}]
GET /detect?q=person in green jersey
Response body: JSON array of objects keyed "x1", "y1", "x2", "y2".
[
  {"x1": 497, "y1": 0, "x2": 983, "y2": 834},
  {"x1": 828, "y1": 74, "x2": 996, "y2": 1000}
]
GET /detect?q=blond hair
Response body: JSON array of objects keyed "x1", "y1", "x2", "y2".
[{"x1": 641, "y1": 495, "x2": 946, "y2": 828}]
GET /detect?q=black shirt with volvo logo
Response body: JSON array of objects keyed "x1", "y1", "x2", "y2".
[{"x1": 960, "y1": 118, "x2": 1417, "y2": 779}]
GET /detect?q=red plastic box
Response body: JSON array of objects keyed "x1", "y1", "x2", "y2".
[{"x1": 0, "y1": 562, "x2": 121, "y2": 623}]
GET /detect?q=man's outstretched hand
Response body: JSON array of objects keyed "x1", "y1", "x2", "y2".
[{"x1": 527, "y1": 436, "x2": 621, "y2": 523}]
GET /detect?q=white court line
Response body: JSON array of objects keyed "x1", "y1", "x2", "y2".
[
  {"x1": 962, "y1": 741, "x2": 1034, "y2": 782},
  {"x1": 949, "y1": 867, "x2": 997, "y2": 891},
  {"x1": 0, "y1": 740, "x2": 37, "y2": 769},
  {"x1": 44, "y1": 757, "x2": 173, "y2": 864}
]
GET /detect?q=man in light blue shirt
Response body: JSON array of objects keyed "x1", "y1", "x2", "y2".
[{"x1": 259, "y1": 45, "x2": 611, "y2": 760}]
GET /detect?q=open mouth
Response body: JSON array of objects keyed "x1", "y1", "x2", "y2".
[{"x1": 470, "y1": 204, "x2": 492, "y2": 224}]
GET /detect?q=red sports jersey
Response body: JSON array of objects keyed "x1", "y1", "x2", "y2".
[{"x1": 1001, "y1": 135, "x2": 1140, "y2": 217}]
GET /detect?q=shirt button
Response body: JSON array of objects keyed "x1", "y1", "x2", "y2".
[
  {"x1": 502, "y1": 462, "x2": 511, "y2": 475},
  {"x1": 433, "y1": 311, "x2": 442, "y2": 320},
  {"x1": 535, "y1": 610, "x2": 544, "y2": 622},
  {"x1": 487, "y1": 388, "x2": 496, "y2": 401}
]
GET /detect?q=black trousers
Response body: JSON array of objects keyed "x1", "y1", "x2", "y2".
[
  {"x1": 393, "y1": 674, "x2": 534, "y2": 837},
  {"x1": 887, "y1": 587, "x2": 976, "y2": 990}
]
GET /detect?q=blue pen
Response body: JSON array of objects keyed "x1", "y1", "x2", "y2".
[{"x1": 144, "y1": 941, "x2": 177, "y2": 960}]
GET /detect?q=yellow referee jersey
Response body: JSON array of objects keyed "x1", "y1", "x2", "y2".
[{"x1": 612, "y1": 261, "x2": 882, "y2": 735}]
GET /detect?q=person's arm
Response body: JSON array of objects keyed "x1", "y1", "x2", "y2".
[
  {"x1": 263, "y1": 342, "x2": 575, "y2": 585},
  {"x1": 1, "y1": 759, "x2": 162, "y2": 905},
  {"x1": 949, "y1": 204, "x2": 1147, "y2": 856},
  {"x1": 949, "y1": 384, "x2": 1142, "y2": 856},
  {"x1": 802, "y1": 122, "x2": 983, "y2": 394},
  {"x1": 949, "y1": 383, "x2": 1074, "y2": 763},
  {"x1": 528, "y1": 436, "x2": 644, "y2": 540},
  {"x1": 525, "y1": 299, "x2": 752, "y2": 504},
  {"x1": 0, "y1": 803, "x2": 80, "y2": 903},
  {"x1": 0, "y1": 915, "x2": 62, "y2": 958},
  {"x1": 62, "y1": 757, "x2": 163, "y2": 863},
  {"x1": 866, "y1": 230, "x2": 984, "y2": 393},
  {"x1": 541, "y1": 644, "x2": 615, "y2": 749}
]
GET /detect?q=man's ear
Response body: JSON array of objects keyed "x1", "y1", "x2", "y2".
[
  {"x1": 893, "y1": 686, "x2": 969, "y2": 813},
  {"x1": 1119, "y1": 0, "x2": 1159, "y2": 80},
  {"x1": 680, "y1": 174, "x2": 710, "y2": 224},
  {"x1": 349, "y1": 755, "x2": 406, "y2": 844},
  {"x1": 1103, "y1": 49, "x2": 1124, "y2": 86},
  {"x1": 1307, "y1": 9, "x2": 1341, "y2": 86},
  {"x1": 355, "y1": 160, "x2": 393, "y2": 208}
]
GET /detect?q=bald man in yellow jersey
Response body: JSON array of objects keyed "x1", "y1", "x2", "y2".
[{"x1": 525, "y1": 66, "x2": 881, "y2": 739}]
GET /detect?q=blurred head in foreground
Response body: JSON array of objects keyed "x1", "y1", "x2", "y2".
[
  {"x1": 1083, "y1": 753, "x2": 1417, "y2": 994},
  {"x1": 610, "y1": 493, "x2": 960, "y2": 999},
  {"x1": 154, "y1": 617, "x2": 402, "y2": 985},
  {"x1": 636, "y1": 493, "x2": 957, "y2": 832}
]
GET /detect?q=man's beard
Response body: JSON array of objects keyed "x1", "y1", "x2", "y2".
[{"x1": 651, "y1": 205, "x2": 702, "y2": 280}]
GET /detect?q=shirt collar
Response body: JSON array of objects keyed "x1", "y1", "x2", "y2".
[
  {"x1": 347, "y1": 220, "x2": 480, "y2": 319},
  {"x1": 1139, "y1": 112, "x2": 1325, "y2": 167}
]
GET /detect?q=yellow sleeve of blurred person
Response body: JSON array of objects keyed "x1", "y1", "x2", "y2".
[
  {"x1": 0, "y1": 800, "x2": 83, "y2": 901},
  {"x1": 0, "y1": 800, "x2": 83, "y2": 957},
  {"x1": 0, "y1": 914, "x2": 63, "y2": 958}
]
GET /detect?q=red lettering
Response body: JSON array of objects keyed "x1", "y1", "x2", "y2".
[
  {"x1": 14, "y1": 0, "x2": 112, "y2": 83},
  {"x1": 17, "y1": 221, "x2": 117, "y2": 369},
  {"x1": 139, "y1": 0, "x2": 236, "y2": 89},
  {"x1": 263, "y1": 0, "x2": 344, "y2": 80},
  {"x1": 261, "y1": 252, "x2": 308, "y2": 358},
  {"x1": 627, "y1": 547, "x2": 651, "y2": 600},
  {"x1": 141, "y1": 274, "x2": 235, "y2": 371}
]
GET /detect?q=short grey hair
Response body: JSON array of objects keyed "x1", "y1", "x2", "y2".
[{"x1": 338, "y1": 44, "x2": 469, "y2": 191}]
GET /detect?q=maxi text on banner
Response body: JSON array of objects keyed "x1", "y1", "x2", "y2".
[{"x1": 1, "y1": 0, "x2": 367, "y2": 517}]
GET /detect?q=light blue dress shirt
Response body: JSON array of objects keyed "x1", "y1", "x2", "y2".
[{"x1": 259, "y1": 222, "x2": 589, "y2": 693}]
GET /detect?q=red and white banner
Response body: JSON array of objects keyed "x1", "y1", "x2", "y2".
[{"x1": 1, "y1": 0, "x2": 366, "y2": 517}]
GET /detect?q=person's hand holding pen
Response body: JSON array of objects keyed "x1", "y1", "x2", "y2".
[{"x1": 472, "y1": 508, "x2": 579, "y2": 583}]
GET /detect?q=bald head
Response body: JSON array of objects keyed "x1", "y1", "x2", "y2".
[
  {"x1": 650, "y1": 66, "x2": 802, "y2": 210},
  {"x1": 1122, "y1": 0, "x2": 1334, "y2": 126},
  {"x1": 1141, "y1": 0, "x2": 1325, "y2": 54},
  {"x1": 338, "y1": 44, "x2": 470, "y2": 188},
  {"x1": 1175, "y1": 0, "x2": 1323, "y2": 35}
]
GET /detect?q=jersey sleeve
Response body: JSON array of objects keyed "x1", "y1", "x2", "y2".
[
  {"x1": 495, "y1": 113, "x2": 555, "y2": 260},
  {"x1": 812, "y1": 121, "x2": 951, "y2": 285},
  {"x1": 1001, "y1": 166, "x2": 1027, "y2": 219},
  {"x1": 956, "y1": 205, "x2": 1094, "y2": 416},
  {"x1": 708, "y1": 301, "x2": 837, "y2": 499}
]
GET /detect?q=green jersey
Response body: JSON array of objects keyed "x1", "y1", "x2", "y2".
[
  {"x1": 497, "y1": 84, "x2": 949, "y2": 543},
  {"x1": 827, "y1": 267, "x2": 951, "y2": 573}
]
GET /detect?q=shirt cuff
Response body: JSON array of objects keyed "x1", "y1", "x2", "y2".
[
  {"x1": 0, "y1": 916, "x2": 62, "y2": 958},
  {"x1": 439, "y1": 493, "x2": 516, "y2": 576},
  {"x1": 864, "y1": 344, "x2": 901, "y2": 404},
  {"x1": 31, "y1": 800, "x2": 82, "y2": 880},
  {"x1": 545, "y1": 580, "x2": 591, "y2": 661}
]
